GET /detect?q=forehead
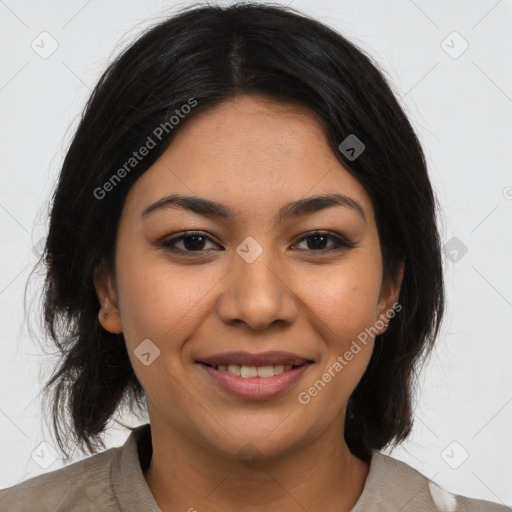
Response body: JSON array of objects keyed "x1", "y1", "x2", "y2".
[
  {"x1": 122, "y1": 94, "x2": 375, "y2": 225},
  {"x1": 172, "y1": 95, "x2": 330, "y2": 170}
]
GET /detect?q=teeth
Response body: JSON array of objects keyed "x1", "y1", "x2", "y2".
[
  {"x1": 213, "y1": 364, "x2": 294, "y2": 377},
  {"x1": 258, "y1": 365, "x2": 278, "y2": 377},
  {"x1": 227, "y1": 364, "x2": 240, "y2": 376},
  {"x1": 241, "y1": 366, "x2": 258, "y2": 378}
]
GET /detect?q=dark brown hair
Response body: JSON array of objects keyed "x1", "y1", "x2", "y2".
[{"x1": 29, "y1": 1, "x2": 444, "y2": 462}]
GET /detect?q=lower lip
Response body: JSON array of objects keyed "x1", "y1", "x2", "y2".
[{"x1": 197, "y1": 362, "x2": 313, "y2": 400}]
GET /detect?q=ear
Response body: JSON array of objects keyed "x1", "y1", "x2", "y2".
[
  {"x1": 375, "y1": 263, "x2": 404, "y2": 335},
  {"x1": 93, "y1": 262, "x2": 123, "y2": 334}
]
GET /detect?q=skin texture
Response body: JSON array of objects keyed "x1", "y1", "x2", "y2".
[{"x1": 95, "y1": 94, "x2": 403, "y2": 512}]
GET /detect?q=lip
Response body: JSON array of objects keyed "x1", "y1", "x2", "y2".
[
  {"x1": 197, "y1": 361, "x2": 313, "y2": 400},
  {"x1": 196, "y1": 350, "x2": 314, "y2": 367}
]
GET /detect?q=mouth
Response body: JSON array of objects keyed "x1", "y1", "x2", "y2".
[
  {"x1": 195, "y1": 352, "x2": 315, "y2": 400},
  {"x1": 197, "y1": 361, "x2": 311, "y2": 378},
  {"x1": 196, "y1": 350, "x2": 314, "y2": 369}
]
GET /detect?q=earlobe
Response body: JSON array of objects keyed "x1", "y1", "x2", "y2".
[
  {"x1": 376, "y1": 263, "x2": 404, "y2": 334},
  {"x1": 93, "y1": 263, "x2": 123, "y2": 334},
  {"x1": 98, "y1": 309, "x2": 123, "y2": 333},
  {"x1": 384, "y1": 262, "x2": 404, "y2": 307}
]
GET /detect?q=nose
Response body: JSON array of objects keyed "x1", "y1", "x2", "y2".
[{"x1": 216, "y1": 244, "x2": 298, "y2": 331}]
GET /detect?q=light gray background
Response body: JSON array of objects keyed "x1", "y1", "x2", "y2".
[{"x1": 1, "y1": 0, "x2": 511, "y2": 506}]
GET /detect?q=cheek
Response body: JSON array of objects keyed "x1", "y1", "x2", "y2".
[
  {"x1": 296, "y1": 261, "x2": 382, "y2": 413},
  {"x1": 115, "y1": 251, "x2": 220, "y2": 349},
  {"x1": 303, "y1": 256, "x2": 383, "y2": 342},
  {"x1": 114, "y1": 257, "x2": 212, "y2": 399}
]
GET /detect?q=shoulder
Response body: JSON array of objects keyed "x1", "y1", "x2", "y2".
[
  {"x1": 353, "y1": 450, "x2": 510, "y2": 512},
  {"x1": 0, "y1": 445, "x2": 122, "y2": 512}
]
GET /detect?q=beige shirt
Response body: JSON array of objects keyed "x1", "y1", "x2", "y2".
[{"x1": 0, "y1": 423, "x2": 508, "y2": 511}]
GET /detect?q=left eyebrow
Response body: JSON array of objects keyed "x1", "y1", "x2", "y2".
[
  {"x1": 277, "y1": 193, "x2": 366, "y2": 224},
  {"x1": 140, "y1": 193, "x2": 366, "y2": 224}
]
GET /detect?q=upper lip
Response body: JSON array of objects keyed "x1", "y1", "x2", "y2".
[{"x1": 196, "y1": 351, "x2": 314, "y2": 367}]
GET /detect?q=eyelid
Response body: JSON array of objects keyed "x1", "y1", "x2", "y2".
[
  {"x1": 157, "y1": 229, "x2": 355, "y2": 255},
  {"x1": 157, "y1": 231, "x2": 221, "y2": 252},
  {"x1": 291, "y1": 230, "x2": 355, "y2": 250}
]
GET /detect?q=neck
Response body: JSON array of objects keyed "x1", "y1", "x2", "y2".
[{"x1": 143, "y1": 411, "x2": 371, "y2": 512}]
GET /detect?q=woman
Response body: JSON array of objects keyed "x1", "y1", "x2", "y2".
[{"x1": 0, "y1": 3, "x2": 507, "y2": 511}]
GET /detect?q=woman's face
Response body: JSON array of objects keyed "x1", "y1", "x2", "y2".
[{"x1": 97, "y1": 94, "x2": 401, "y2": 459}]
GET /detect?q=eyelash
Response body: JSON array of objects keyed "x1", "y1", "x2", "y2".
[{"x1": 158, "y1": 230, "x2": 355, "y2": 256}]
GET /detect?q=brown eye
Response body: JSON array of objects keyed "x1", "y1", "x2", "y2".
[
  {"x1": 160, "y1": 232, "x2": 220, "y2": 254},
  {"x1": 292, "y1": 231, "x2": 355, "y2": 253}
]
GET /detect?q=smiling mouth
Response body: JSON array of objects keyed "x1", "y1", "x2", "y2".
[
  {"x1": 199, "y1": 361, "x2": 311, "y2": 378},
  {"x1": 196, "y1": 360, "x2": 314, "y2": 400}
]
